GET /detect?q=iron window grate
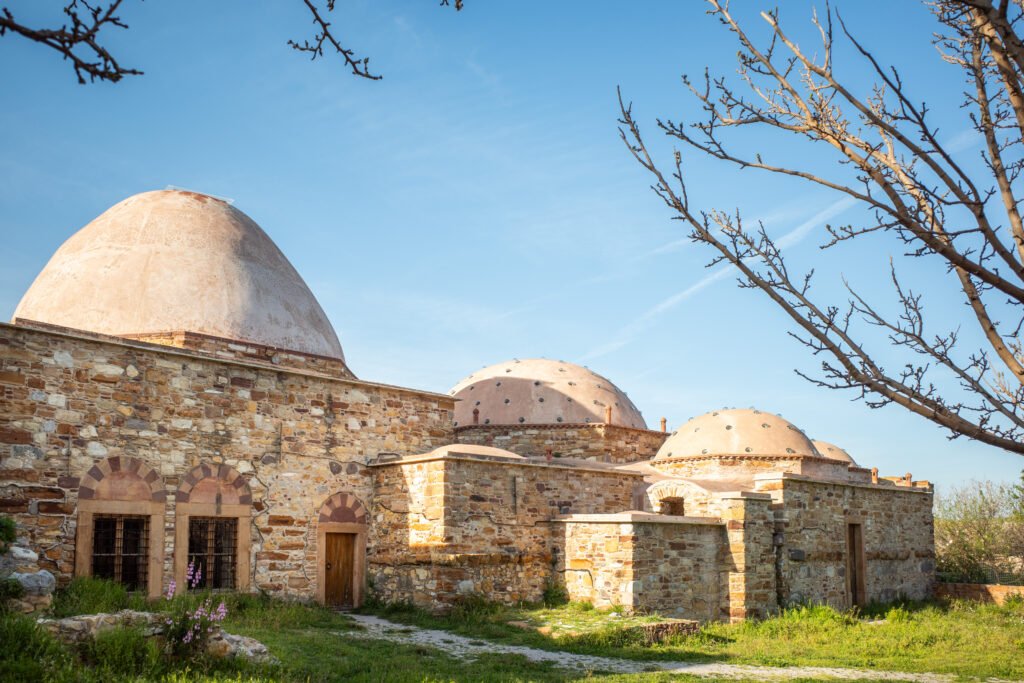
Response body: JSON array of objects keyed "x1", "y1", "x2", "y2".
[
  {"x1": 188, "y1": 517, "x2": 238, "y2": 590},
  {"x1": 92, "y1": 514, "x2": 149, "y2": 591}
]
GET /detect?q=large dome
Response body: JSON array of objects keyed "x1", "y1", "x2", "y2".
[
  {"x1": 12, "y1": 190, "x2": 344, "y2": 360},
  {"x1": 449, "y1": 359, "x2": 647, "y2": 429},
  {"x1": 655, "y1": 408, "x2": 819, "y2": 459}
]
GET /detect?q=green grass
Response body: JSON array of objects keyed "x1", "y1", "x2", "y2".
[
  {"x1": 20, "y1": 580, "x2": 691, "y2": 681},
  {"x1": 360, "y1": 597, "x2": 1024, "y2": 680},
  {"x1": 49, "y1": 575, "x2": 150, "y2": 617},
  {"x1": 20, "y1": 577, "x2": 1024, "y2": 681}
]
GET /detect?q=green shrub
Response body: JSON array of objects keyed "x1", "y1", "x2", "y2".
[
  {"x1": 449, "y1": 594, "x2": 502, "y2": 622},
  {"x1": 80, "y1": 625, "x2": 165, "y2": 678},
  {"x1": 0, "y1": 515, "x2": 15, "y2": 554},
  {"x1": 541, "y1": 581, "x2": 568, "y2": 608},
  {"x1": 0, "y1": 577, "x2": 24, "y2": 612},
  {"x1": 0, "y1": 611, "x2": 72, "y2": 680},
  {"x1": 50, "y1": 576, "x2": 149, "y2": 617}
]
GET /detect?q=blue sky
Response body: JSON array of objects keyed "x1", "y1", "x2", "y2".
[{"x1": 1, "y1": 0, "x2": 1022, "y2": 491}]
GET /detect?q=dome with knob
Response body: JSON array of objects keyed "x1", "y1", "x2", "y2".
[
  {"x1": 449, "y1": 358, "x2": 646, "y2": 429},
  {"x1": 655, "y1": 408, "x2": 818, "y2": 459}
]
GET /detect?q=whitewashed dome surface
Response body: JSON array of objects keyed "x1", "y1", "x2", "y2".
[
  {"x1": 655, "y1": 408, "x2": 819, "y2": 459},
  {"x1": 449, "y1": 358, "x2": 647, "y2": 429},
  {"x1": 13, "y1": 190, "x2": 344, "y2": 360}
]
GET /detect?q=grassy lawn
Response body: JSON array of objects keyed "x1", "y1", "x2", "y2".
[
  {"x1": 1, "y1": 579, "x2": 710, "y2": 682},
  {"x1": 4, "y1": 577, "x2": 1024, "y2": 681},
  {"x1": 362, "y1": 597, "x2": 1024, "y2": 680}
]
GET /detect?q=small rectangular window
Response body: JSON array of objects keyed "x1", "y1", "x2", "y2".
[
  {"x1": 188, "y1": 517, "x2": 238, "y2": 590},
  {"x1": 91, "y1": 515, "x2": 149, "y2": 591}
]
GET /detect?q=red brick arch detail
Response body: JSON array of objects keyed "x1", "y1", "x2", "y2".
[
  {"x1": 176, "y1": 463, "x2": 252, "y2": 505},
  {"x1": 318, "y1": 492, "x2": 368, "y2": 525},
  {"x1": 78, "y1": 456, "x2": 165, "y2": 503}
]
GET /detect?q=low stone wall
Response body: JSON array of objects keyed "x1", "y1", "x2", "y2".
[
  {"x1": 555, "y1": 513, "x2": 724, "y2": 622},
  {"x1": 38, "y1": 610, "x2": 275, "y2": 662},
  {"x1": 455, "y1": 424, "x2": 667, "y2": 464},
  {"x1": 370, "y1": 452, "x2": 641, "y2": 610},
  {"x1": 936, "y1": 582, "x2": 1024, "y2": 605}
]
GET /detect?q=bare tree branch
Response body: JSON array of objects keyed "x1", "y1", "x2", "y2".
[
  {"x1": 622, "y1": 0, "x2": 1024, "y2": 456},
  {"x1": 0, "y1": 1, "x2": 141, "y2": 83},
  {"x1": 1, "y1": 0, "x2": 465, "y2": 84}
]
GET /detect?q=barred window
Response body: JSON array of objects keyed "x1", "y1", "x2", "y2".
[
  {"x1": 188, "y1": 517, "x2": 238, "y2": 590},
  {"x1": 92, "y1": 515, "x2": 149, "y2": 591}
]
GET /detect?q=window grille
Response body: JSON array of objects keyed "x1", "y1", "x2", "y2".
[
  {"x1": 188, "y1": 517, "x2": 238, "y2": 590},
  {"x1": 92, "y1": 515, "x2": 149, "y2": 591}
]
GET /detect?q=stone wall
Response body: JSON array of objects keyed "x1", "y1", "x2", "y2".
[
  {"x1": 718, "y1": 493, "x2": 777, "y2": 621},
  {"x1": 369, "y1": 452, "x2": 641, "y2": 609},
  {"x1": 935, "y1": 582, "x2": 1024, "y2": 605},
  {"x1": 0, "y1": 322, "x2": 453, "y2": 599},
  {"x1": 755, "y1": 474, "x2": 934, "y2": 608},
  {"x1": 120, "y1": 328, "x2": 355, "y2": 379},
  {"x1": 557, "y1": 514, "x2": 724, "y2": 621},
  {"x1": 652, "y1": 454, "x2": 865, "y2": 483},
  {"x1": 454, "y1": 424, "x2": 668, "y2": 464}
]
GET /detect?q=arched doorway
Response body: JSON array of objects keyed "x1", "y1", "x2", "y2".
[{"x1": 316, "y1": 492, "x2": 368, "y2": 608}]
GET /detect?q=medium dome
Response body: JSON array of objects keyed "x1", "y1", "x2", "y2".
[
  {"x1": 811, "y1": 440, "x2": 858, "y2": 466},
  {"x1": 449, "y1": 358, "x2": 646, "y2": 429},
  {"x1": 655, "y1": 408, "x2": 818, "y2": 459},
  {"x1": 12, "y1": 190, "x2": 344, "y2": 360}
]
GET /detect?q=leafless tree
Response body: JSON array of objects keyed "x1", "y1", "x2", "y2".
[
  {"x1": 619, "y1": 0, "x2": 1024, "y2": 455},
  {"x1": 0, "y1": 0, "x2": 462, "y2": 84}
]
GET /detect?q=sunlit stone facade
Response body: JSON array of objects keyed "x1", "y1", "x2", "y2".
[{"x1": 0, "y1": 190, "x2": 934, "y2": 621}]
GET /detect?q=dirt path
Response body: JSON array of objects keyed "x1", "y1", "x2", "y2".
[{"x1": 344, "y1": 614, "x2": 970, "y2": 681}]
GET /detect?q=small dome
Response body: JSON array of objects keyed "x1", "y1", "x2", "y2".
[
  {"x1": 13, "y1": 190, "x2": 344, "y2": 360},
  {"x1": 812, "y1": 440, "x2": 858, "y2": 466},
  {"x1": 449, "y1": 358, "x2": 646, "y2": 429},
  {"x1": 655, "y1": 408, "x2": 819, "y2": 459}
]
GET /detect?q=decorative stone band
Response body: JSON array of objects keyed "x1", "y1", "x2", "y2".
[
  {"x1": 454, "y1": 423, "x2": 669, "y2": 437},
  {"x1": 752, "y1": 471, "x2": 933, "y2": 493},
  {"x1": 368, "y1": 450, "x2": 646, "y2": 477},
  {"x1": 118, "y1": 329, "x2": 356, "y2": 379},
  {"x1": 78, "y1": 456, "x2": 165, "y2": 503},
  {"x1": 318, "y1": 492, "x2": 368, "y2": 524},
  {"x1": 654, "y1": 453, "x2": 845, "y2": 463},
  {"x1": 176, "y1": 463, "x2": 252, "y2": 505},
  {"x1": 553, "y1": 511, "x2": 726, "y2": 525}
]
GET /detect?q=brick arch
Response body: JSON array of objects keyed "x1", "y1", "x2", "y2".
[
  {"x1": 318, "y1": 491, "x2": 368, "y2": 525},
  {"x1": 79, "y1": 456, "x2": 165, "y2": 502},
  {"x1": 645, "y1": 480, "x2": 693, "y2": 514},
  {"x1": 176, "y1": 463, "x2": 251, "y2": 505}
]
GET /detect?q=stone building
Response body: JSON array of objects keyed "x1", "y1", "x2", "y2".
[{"x1": 0, "y1": 189, "x2": 934, "y2": 621}]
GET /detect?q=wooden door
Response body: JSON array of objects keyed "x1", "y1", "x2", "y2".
[
  {"x1": 847, "y1": 523, "x2": 865, "y2": 607},
  {"x1": 325, "y1": 533, "x2": 356, "y2": 608}
]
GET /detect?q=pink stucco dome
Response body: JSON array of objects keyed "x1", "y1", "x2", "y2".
[
  {"x1": 13, "y1": 189, "x2": 344, "y2": 360},
  {"x1": 812, "y1": 440, "x2": 858, "y2": 466},
  {"x1": 655, "y1": 408, "x2": 818, "y2": 459},
  {"x1": 449, "y1": 358, "x2": 646, "y2": 429}
]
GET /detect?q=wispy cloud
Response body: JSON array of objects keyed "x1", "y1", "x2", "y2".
[
  {"x1": 944, "y1": 127, "x2": 981, "y2": 154},
  {"x1": 578, "y1": 195, "x2": 856, "y2": 362}
]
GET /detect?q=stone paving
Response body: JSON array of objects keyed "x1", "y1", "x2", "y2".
[{"x1": 344, "y1": 614, "x2": 970, "y2": 681}]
